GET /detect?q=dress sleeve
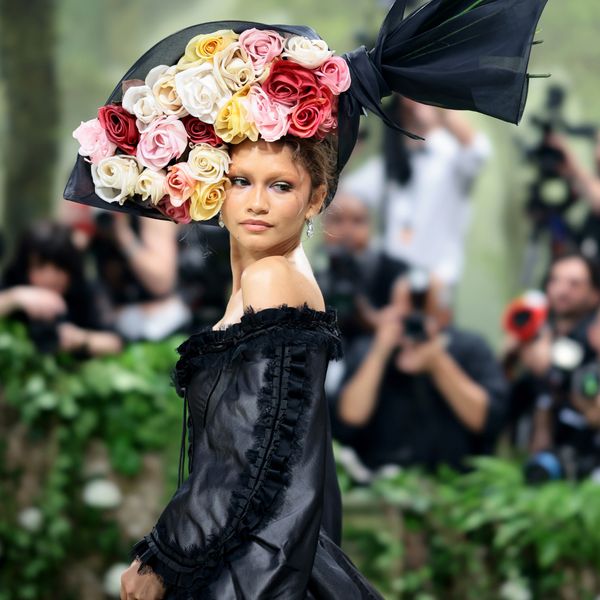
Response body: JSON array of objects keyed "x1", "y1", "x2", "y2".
[{"x1": 129, "y1": 306, "x2": 343, "y2": 599}]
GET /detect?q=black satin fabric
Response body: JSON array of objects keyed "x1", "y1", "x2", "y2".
[
  {"x1": 63, "y1": 0, "x2": 548, "y2": 222},
  {"x1": 131, "y1": 304, "x2": 384, "y2": 599}
]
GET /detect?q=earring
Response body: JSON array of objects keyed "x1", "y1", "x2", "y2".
[
  {"x1": 218, "y1": 210, "x2": 225, "y2": 228},
  {"x1": 305, "y1": 217, "x2": 314, "y2": 238}
]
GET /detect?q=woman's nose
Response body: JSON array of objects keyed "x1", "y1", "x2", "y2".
[{"x1": 248, "y1": 186, "x2": 269, "y2": 213}]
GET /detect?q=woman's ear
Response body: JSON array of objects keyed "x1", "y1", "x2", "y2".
[{"x1": 306, "y1": 184, "x2": 327, "y2": 219}]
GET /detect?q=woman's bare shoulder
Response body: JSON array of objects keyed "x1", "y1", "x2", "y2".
[{"x1": 241, "y1": 256, "x2": 324, "y2": 312}]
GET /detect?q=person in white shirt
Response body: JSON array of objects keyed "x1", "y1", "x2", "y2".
[{"x1": 340, "y1": 94, "x2": 492, "y2": 289}]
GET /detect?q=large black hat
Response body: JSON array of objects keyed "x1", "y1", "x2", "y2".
[{"x1": 64, "y1": 0, "x2": 548, "y2": 226}]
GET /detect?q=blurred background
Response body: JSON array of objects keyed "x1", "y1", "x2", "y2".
[{"x1": 3, "y1": 1, "x2": 600, "y2": 599}]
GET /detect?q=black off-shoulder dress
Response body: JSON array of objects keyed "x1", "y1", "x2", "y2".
[{"x1": 130, "y1": 303, "x2": 384, "y2": 599}]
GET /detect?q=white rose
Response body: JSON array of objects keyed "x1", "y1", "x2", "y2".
[
  {"x1": 187, "y1": 143, "x2": 231, "y2": 183},
  {"x1": 174, "y1": 62, "x2": 231, "y2": 124},
  {"x1": 212, "y1": 42, "x2": 256, "y2": 93},
  {"x1": 146, "y1": 65, "x2": 188, "y2": 118},
  {"x1": 91, "y1": 155, "x2": 141, "y2": 204},
  {"x1": 282, "y1": 36, "x2": 333, "y2": 69},
  {"x1": 82, "y1": 478, "x2": 123, "y2": 509},
  {"x1": 122, "y1": 84, "x2": 163, "y2": 131},
  {"x1": 135, "y1": 168, "x2": 167, "y2": 205}
]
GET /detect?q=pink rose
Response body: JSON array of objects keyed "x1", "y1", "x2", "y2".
[
  {"x1": 316, "y1": 56, "x2": 351, "y2": 95},
  {"x1": 157, "y1": 196, "x2": 192, "y2": 224},
  {"x1": 248, "y1": 86, "x2": 291, "y2": 142},
  {"x1": 136, "y1": 115, "x2": 188, "y2": 170},
  {"x1": 317, "y1": 94, "x2": 338, "y2": 138},
  {"x1": 164, "y1": 162, "x2": 197, "y2": 207},
  {"x1": 288, "y1": 91, "x2": 333, "y2": 138},
  {"x1": 72, "y1": 118, "x2": 117, "y2": 164},
  {"x1": 239, "y1": 28, "x2": 284, "y2": 74}
]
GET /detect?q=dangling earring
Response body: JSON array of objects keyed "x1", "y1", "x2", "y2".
[
  {"x1": 305, "y1": 217, "x2": 314, "y2": 238},
  {"x1": 218, "y1": 210, "x2": 225, "y2": 228}
]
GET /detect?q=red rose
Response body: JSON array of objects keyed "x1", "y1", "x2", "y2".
[
  {"x1": 288, "y1": 89, "x2": 333, "y2": 138},
  {"x1": 156, "y1": 196, "x2": 192, "y2": 224},
  {"x1": 98, "y1": 103, "x2": 139, "y2": 154},
  {"x1": 181, "y1": 116, "x2": 222, "y2": 147},
  {"x1": 262, "y1": 59, "x2": 319, "y2": 107}
]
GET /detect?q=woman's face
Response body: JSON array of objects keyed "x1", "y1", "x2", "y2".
[
  {"x1": 28, "y1": 259, "x2": 70, "y2": 296},
  {"x1": 222, "y1": 139, "x2": 325, "y2": 255}
]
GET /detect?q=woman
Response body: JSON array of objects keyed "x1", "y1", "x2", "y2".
[
  {"x1": 63, "y1": 2, "x2": 548, "y2": 597},
  {"x1": 0, "y1": 221, "x2": 123, "y2": 356}
]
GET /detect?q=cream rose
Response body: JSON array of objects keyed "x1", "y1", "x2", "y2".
[
  {"x1": 187, "y1": 143, "x2": 231, "y2": 184},
  {"x1": 91, "y1": 155, "x2": 141, "y2": 204},
  {"x1": 122, "y1": 84, "x2": 164, "y2": 131},
  {"x1": 214, "y1": 88, "x2": 259, "y2": 144},
  {"x1": 212, "y1": 42, "x2": 256, "y2": 92},
  {"x1": 177, "y1": 30, "x2": 239, "y2": 68},
  {"x1": 190, "y1": 178, "x2": 230, "y2": 221},
  {"x1": 146, "y1": 65, "x2": 188, "y2": 118},
  {"x1": 175, "y1": 62, "x2": 231, "y2": 123},
  {"x1": 135, "y1": 168, "x2": 167, "y2": 205},
  {"x1": 282, "y1": 36, "x2": 333, "y2": 69}
]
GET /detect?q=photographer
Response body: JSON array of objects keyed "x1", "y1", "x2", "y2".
[
  {"x1": 331, "y1": 272, "x2": 506, "y2": 472},
  {"x1": 316, "y1": 191, "x2": 408, "y2": 342},
  {"x1": 510, "y1": 253, "x2": 600, "y2": 458},
  {"x1": 0, "y1": 221, "x2": 123, "y2": 356}
]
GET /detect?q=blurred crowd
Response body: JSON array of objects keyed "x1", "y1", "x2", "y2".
[{"x1": 4, "y1": 92, "x2": 600, "y2": 484}]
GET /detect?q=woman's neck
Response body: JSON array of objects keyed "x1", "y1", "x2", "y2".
[{"x1": 228, "y1": 235, "x2": 310, "y2": 295}]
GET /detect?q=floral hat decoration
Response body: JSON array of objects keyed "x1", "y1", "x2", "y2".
[{"x1": 64, "y1": 0, "x2": 548, "y2": 226}]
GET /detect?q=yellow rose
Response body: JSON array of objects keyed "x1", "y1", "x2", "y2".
[
  {"x1": 178, "y1": 30, "x2": 239, "y2": 68},
  {"x1": 214, "y1": 88, "x2": 259, "y2": 145},
  {"x1": 190, "y1": 178, "x2": 230, "y2": 221}
]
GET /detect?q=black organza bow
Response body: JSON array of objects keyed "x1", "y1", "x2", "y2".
[{"x1": 63, "y1": 0, "x2": 548, "y2": 224}]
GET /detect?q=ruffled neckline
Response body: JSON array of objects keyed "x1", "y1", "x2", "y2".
[{"x1": 183, "y1": 302, "x2": 340, "y2": 349}]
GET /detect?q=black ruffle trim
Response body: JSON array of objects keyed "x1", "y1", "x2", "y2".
[
  {"x1": 130, "y1": 336, "x2": 317, "y2": 598},
  {"x1": 171, "y1": 302, "x2": 344, "y2": 397}
]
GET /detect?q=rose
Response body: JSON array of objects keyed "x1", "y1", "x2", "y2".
[
  {"x1": 247, "y1": 85, "x2": 291, "y2": 142},
  {"x1": 288, "y1": 93, "x2": 332, "y2": 138},
  {"x1": 174, "y1": 62, "x2": 231, "y2": 123},
  {"x1": 97, "y1": 104, "x2": 139, "y2": 154},
  {"x1": 72, "y1": 118, "x2": 117, "y2": 164},
  {"x1": 136, "y1": 115, "x2": 188, "y2": 171},
  {"x1": 262, "y1": 60, "x2": 319, "y2": 107},
  {"x1": 157, "y1": 196, "x2": 192, "y2": 224},
  {"x1": 136, "y1": 168, "x2": 167, "y2": 205},
  {"x1": 190, "y1": 179, "x2": 230, "y2": 221},
  {"x1": 164, "y1": 162, "x2": 197, "y2": 206},
  {"x1": 122, "y1": 84, "x2": 164, "y2": 131},
  {"x1": 316, "y1": 56, "x2": 351, "y2": 94},
  {"x1": 181, "y1": 116, "x2": 222, "y2": 146},
  {"x1": 212, "y1": 42, "x2": 255, "y2": 92},
  {"x1": 239, "y1": 29, "x2": 284, "y2": 75},
  {"x1": 282, "y1": 36, "x2": 333, "y2": 69},
  {"x1": 317, "y1": 94, "x2": 338, "y2": 138},
  {"x1": 146, "y1": 65, "x2": 188, "y2": 118},
  {"x1": 91, "y1": 155, "x2": 140, "y2": 204},
  {"x1": 177, "y1": 30, "x2": 239, "y2": 68},
  {"x1": 214, "y1": 88, "x2": 259, "y2": 144},
  {"x1": 187, "y1": 143, "x2": 231, "y2": 183}
]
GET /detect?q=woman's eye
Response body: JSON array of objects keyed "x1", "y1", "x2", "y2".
[
  {"x1": 230, "y1": 176, "x2": 249, "y2": 187},
  {"x1": 272, "y1": 182, "x2": 292, "y2": 192}
]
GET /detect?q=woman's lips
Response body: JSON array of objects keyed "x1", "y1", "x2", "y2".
[{"x1": 240, "y1": 221, "x2": 273, "y2": 232}]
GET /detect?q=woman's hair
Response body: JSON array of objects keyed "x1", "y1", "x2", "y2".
[
  {"x1": 3, "y1": 221, "x2": 85, "y2": 290},
  {"x1": 278, "y1": 135, "x2": 339, "y2": 213}
]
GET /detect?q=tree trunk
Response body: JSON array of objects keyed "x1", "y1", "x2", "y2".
[{"x1": 0, "y1": 0, "x2": 58, "y2": 252}]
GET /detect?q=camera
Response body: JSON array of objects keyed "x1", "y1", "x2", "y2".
[
  {"x1": 402, "y1": 268, "x2": 429, "y2": 342},
  {"x1": 502, "y1": 290, "x2": 548, "y2": 343}
]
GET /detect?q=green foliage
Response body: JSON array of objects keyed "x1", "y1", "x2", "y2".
[
  {"x1": 338, "y1": 451, "x2": 600, "y2": 599},
  {"x1": 0, "y1": 320, "x2": 184, "y2": 600}
]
